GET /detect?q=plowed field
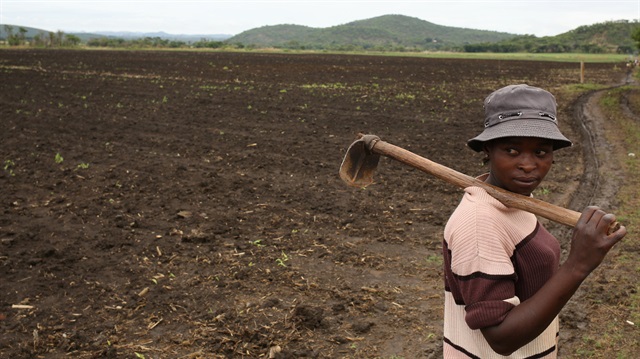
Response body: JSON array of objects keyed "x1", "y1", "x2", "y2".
[{"x1": 0, "y1": 49, "x2": 633, "y2": 358}]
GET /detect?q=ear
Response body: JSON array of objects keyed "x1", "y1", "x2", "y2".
[
  {"x1": 482, "y1": 142, "x2": 491, "y2": 156},
  {"x1": 482, "y1": 143, "x2": 491, "y2": 165}
]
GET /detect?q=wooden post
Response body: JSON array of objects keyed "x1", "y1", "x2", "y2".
[{"x1": 580, "y1": 61, "x2": 585, "y2": 83}]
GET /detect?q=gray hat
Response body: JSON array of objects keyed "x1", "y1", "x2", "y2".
[{"x1": 467, "y1": 84, "x2": 572, "y2": 152}]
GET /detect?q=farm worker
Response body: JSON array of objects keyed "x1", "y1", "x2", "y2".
[{"x1": 442, "y1": 84, "x2": 627, "y2": 358}]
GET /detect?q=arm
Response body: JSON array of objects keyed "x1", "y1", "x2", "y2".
[{"x1": 480, "y1": 206, "x2": 626, "y2": 356}]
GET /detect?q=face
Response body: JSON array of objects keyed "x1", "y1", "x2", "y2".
[{"x1": 483, "y1": 137, "x2": 554, "y2": 196}]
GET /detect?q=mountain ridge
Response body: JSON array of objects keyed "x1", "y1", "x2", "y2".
[
  {"x1": 2, "y1": 15, "x2": 638, "y2": 53},
  {"x1": 227, "y1": 15, "x2": 517, "y2": 50}
]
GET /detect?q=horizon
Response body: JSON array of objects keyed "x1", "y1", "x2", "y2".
[
  {"x1": 1, "y1": 14, "x2": 638, "y2": 40},
  {"x1": 1, "y1": 1, "x2": 639, "y2": 38}
]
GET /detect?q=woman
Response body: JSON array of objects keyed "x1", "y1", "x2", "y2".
[{"x1": 442, "y1": 84, "x2": 627, "y2": 358}]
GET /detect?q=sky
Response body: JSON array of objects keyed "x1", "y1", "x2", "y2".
[{"x1": 1, "y1": 0, "x2": 639, "y2": 37}]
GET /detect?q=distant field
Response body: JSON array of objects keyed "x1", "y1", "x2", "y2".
[
  {"x1": 303, "y1": 50, "x2": 633, "y2": 63},
  {"x1": 215, "y1": 48, "x2": 632, "y2": 63},
  {"x1": 1, "y1": 45, "x2": 630, "y2": 63},
  {"x1": 411, "y1": 51, "x2": 632, "y2": 63}
]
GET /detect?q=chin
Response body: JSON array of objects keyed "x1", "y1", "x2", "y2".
[{"x1": 511, "y1": 187, "x2": 534, "y2": 196}]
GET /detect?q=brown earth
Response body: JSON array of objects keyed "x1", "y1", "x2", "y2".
[{"x1": 0, "y1": 49, "x2": 634, "y2": 358}]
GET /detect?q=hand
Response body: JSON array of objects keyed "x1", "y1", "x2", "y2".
[{"x1": 565, "y1": 206, "x2": 626, "y2": 279}]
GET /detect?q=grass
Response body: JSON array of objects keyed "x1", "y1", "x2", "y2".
[
  {"x1": 383, "y1": 51, "x2": 630, "y2": 63},
  {"x1": 245, "y1": 49, "x2": 631, "y2": 63},
  {"x1": 2, "y1": 46, "x2": 629, "y2": 63},
  {"x1": 289, "y1": 49, "x2": 631, "y2": 63},
  {"x1": 562, "y1": 79, "x2": 640, "y2": 358},
  {"x1": 236, "y1": 48, "x2": 630, "y2": 63}
]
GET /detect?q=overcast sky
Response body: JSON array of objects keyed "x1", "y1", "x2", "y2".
[{"x1": 1, "y1": 0, "x2": 639, "y2": 37}]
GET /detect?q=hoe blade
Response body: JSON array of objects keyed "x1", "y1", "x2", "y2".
[{"x1": 339, "y1": 136, "x2": 381, "y2": 187}]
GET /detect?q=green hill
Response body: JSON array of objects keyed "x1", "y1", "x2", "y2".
[
  {"x1": 3, "y1": 17, "x2": 639, "y2": 54},
  {"x1": 226, "y1": 14, "x2": 517, "y2": 51},
  {"x1": 555, "y1": 20, "x2": 638, "y2": 52},
  {"x1": 227, "y1": 16, "x2": 640, "y2": 53},
  {"x1": 465, "y1": 20, "x2": 639, "y2": 54}
]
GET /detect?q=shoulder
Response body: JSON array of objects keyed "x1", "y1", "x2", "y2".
[
  {"x1": 445, "y1": 186, "x2": 535, "y2": 233},
  {"x1": 444, "y1": 186, "x2": 537, "y2": 259}
]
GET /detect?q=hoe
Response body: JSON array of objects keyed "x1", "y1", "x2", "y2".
[{"x1": 339, "y1": 134, "x2": 620, "y2": 233}]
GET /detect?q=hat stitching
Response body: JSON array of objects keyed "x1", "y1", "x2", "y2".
[
  {"x1": 497, "y1": 112, "x2": 522, "y2": 120},
  {"x1": 486, "y1": 111, "x2": 557, "y2": 128},
  {"x1": 538, "y1": 112, "x2": 556, "y2": 121},
  {"x1": 488, "y1": 112, "x2": 521, "y2": 127}
]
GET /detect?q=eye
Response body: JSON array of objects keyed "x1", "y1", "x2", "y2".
[
  {"x1": 506, "y1": 148, "x2": 519, "y2": 155},
  {"x1": 536, "y1": 148, "x2": 553, "y2": 157}
]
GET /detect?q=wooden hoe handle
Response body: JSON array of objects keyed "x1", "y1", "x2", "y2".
[{"x1": 371, "y1": 139, "x2": 620, "y2": 233}]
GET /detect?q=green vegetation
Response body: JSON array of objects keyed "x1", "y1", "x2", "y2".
[
  {"x1": 3, "y1": 159, "x2": 16, "y2": 176},
  {"x1": 467, "y1": 20, "x2": 639, "y2": 54},
  {"x1": 399, "y1": 52, "x2": 629, "y2": 63},
  {"x1": 633, "y1": 27, "x2": 640, "y2": 50},
  {"x1": 0, "y1": 24, "x2": 235, "y2": 50},
  {"x1": 85, "y1": 36, "x2": 229, "y2": 49},
  {"x1": 229, "y1": 16, "x2": 639, "y2": 54},
  {"x1": 54, "y1": 152, "x2": 64, "y2": 164},
  {"x1": 2, "y1": 24, "x2": 79, "y2": 47},
  {"x1": 227, "y1": 15, "x2": 516, "y2": 51},
  {"x1": 2, "y1": 16, "x2": 638, "y2": 55},
  {"x1": 276, "y1": 251, "x2": 289, "y2": 267}
]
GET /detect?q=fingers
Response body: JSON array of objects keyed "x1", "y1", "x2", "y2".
[
  {"x1": 577, "y1": 206, "x2": 601, "y2": 227},
  {"x1": 598, "y1": 213, "x2": 616, "y2": 232},
  {"x1": 579, "y1": 206, "x2": 627, "y2": 242},
  {"x1": 569, "y1": 206, "x2": 626, "y2": 275},
  {"x1": 595, "y1": 212, "x2": 626, "y2": 241},
  {"x1": 607, "y1": 221, "x2": 627, "y2": 242}
]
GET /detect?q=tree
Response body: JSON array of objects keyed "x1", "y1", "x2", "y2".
[
  {"x1": 48, "y1": 31, "x2": 56, "y2": 47},
  {"x1": 4, "y1": 25, "x2": 20, "y2": 46},
  {"x1": 64, "y1": 34, "x2": 81, "y2": 46},
  {"x1": 18, "y1": 27, "x2": 27, "y2": 45},
  {"x1": 33, "y1": 31, "x2": 48, "y2": 47},
  {"x1": 56, "y1": 30, "x2": 64, "y2": 46},
  {"x1": 632, "y1": 27, "x2": 640, "y2": 51},
  {"x1": 3, "y1": 24, "x2": 14, "y2": 39}
]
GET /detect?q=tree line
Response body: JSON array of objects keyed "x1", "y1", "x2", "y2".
[
  {"x1": 3, "y1": 22, "x2": 640, "y2": 54},
  {"x1": 462, "y1": 37, "x2": 629, "y2": 54},
  {"x1": 2, "y1": 25, "x2": 81, "y2": 47},
  {"x1": 1, "y1": 25, "x2": 238, "y2": 50},
  {"x1": 85, "y1": 36, "x2": 233, "y2": 49}
]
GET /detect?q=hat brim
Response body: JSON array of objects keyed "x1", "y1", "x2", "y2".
[{"x1": 467, "y1": 118, "x2": 572, "y2": 152}]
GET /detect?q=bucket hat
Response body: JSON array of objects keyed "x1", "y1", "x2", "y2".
[{"x1": 467, "y1": 84, "x2": 572, "y2": 152}]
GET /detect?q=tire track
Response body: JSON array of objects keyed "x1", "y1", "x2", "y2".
[
  {"x1": 557, "y1": 74, "x2": 632, "y2": 353},
  {"x1": 568, "y1": 73, "x2": 632, "y2": 212}
]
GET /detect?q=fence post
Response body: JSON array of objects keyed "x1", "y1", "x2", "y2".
[{"x1": 580, "y1": 61, "x2": 585, "y2": 83}]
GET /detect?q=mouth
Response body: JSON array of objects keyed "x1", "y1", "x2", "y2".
[
  {"x1": 513, "y1": 177, "x2": 539, "y2": 190},
  {"x1": 514, "y1": 176, "x2": 537, "y2": 183}
]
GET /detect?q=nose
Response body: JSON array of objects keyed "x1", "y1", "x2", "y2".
[{"x1": 518, "y1": 154, "x2": 536, "y2": 172}]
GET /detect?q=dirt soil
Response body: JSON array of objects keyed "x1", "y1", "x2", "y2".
[{"x1": 0, "y1": 49, "x2": 633, "y2": 358}]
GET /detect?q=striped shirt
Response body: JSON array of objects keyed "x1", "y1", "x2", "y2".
[{"x1": 443, "y1": 186, "x2": 561, "y2": 358}]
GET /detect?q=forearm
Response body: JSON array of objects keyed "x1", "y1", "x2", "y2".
[
  {"x1": 480, "y1": 207, "x2": 626, "y2": 355},
  {"x1": 480, "y1": 264, "x2": 588, "y2": 355}
]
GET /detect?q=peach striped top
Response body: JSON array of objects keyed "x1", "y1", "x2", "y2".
[{"x1": 443, "y1": 186, "x2": 560, "y2": 358}]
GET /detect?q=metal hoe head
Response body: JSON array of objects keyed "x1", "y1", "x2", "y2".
[{"x1": 339, "y1": 135, "x2": 381, "y2": 187}]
